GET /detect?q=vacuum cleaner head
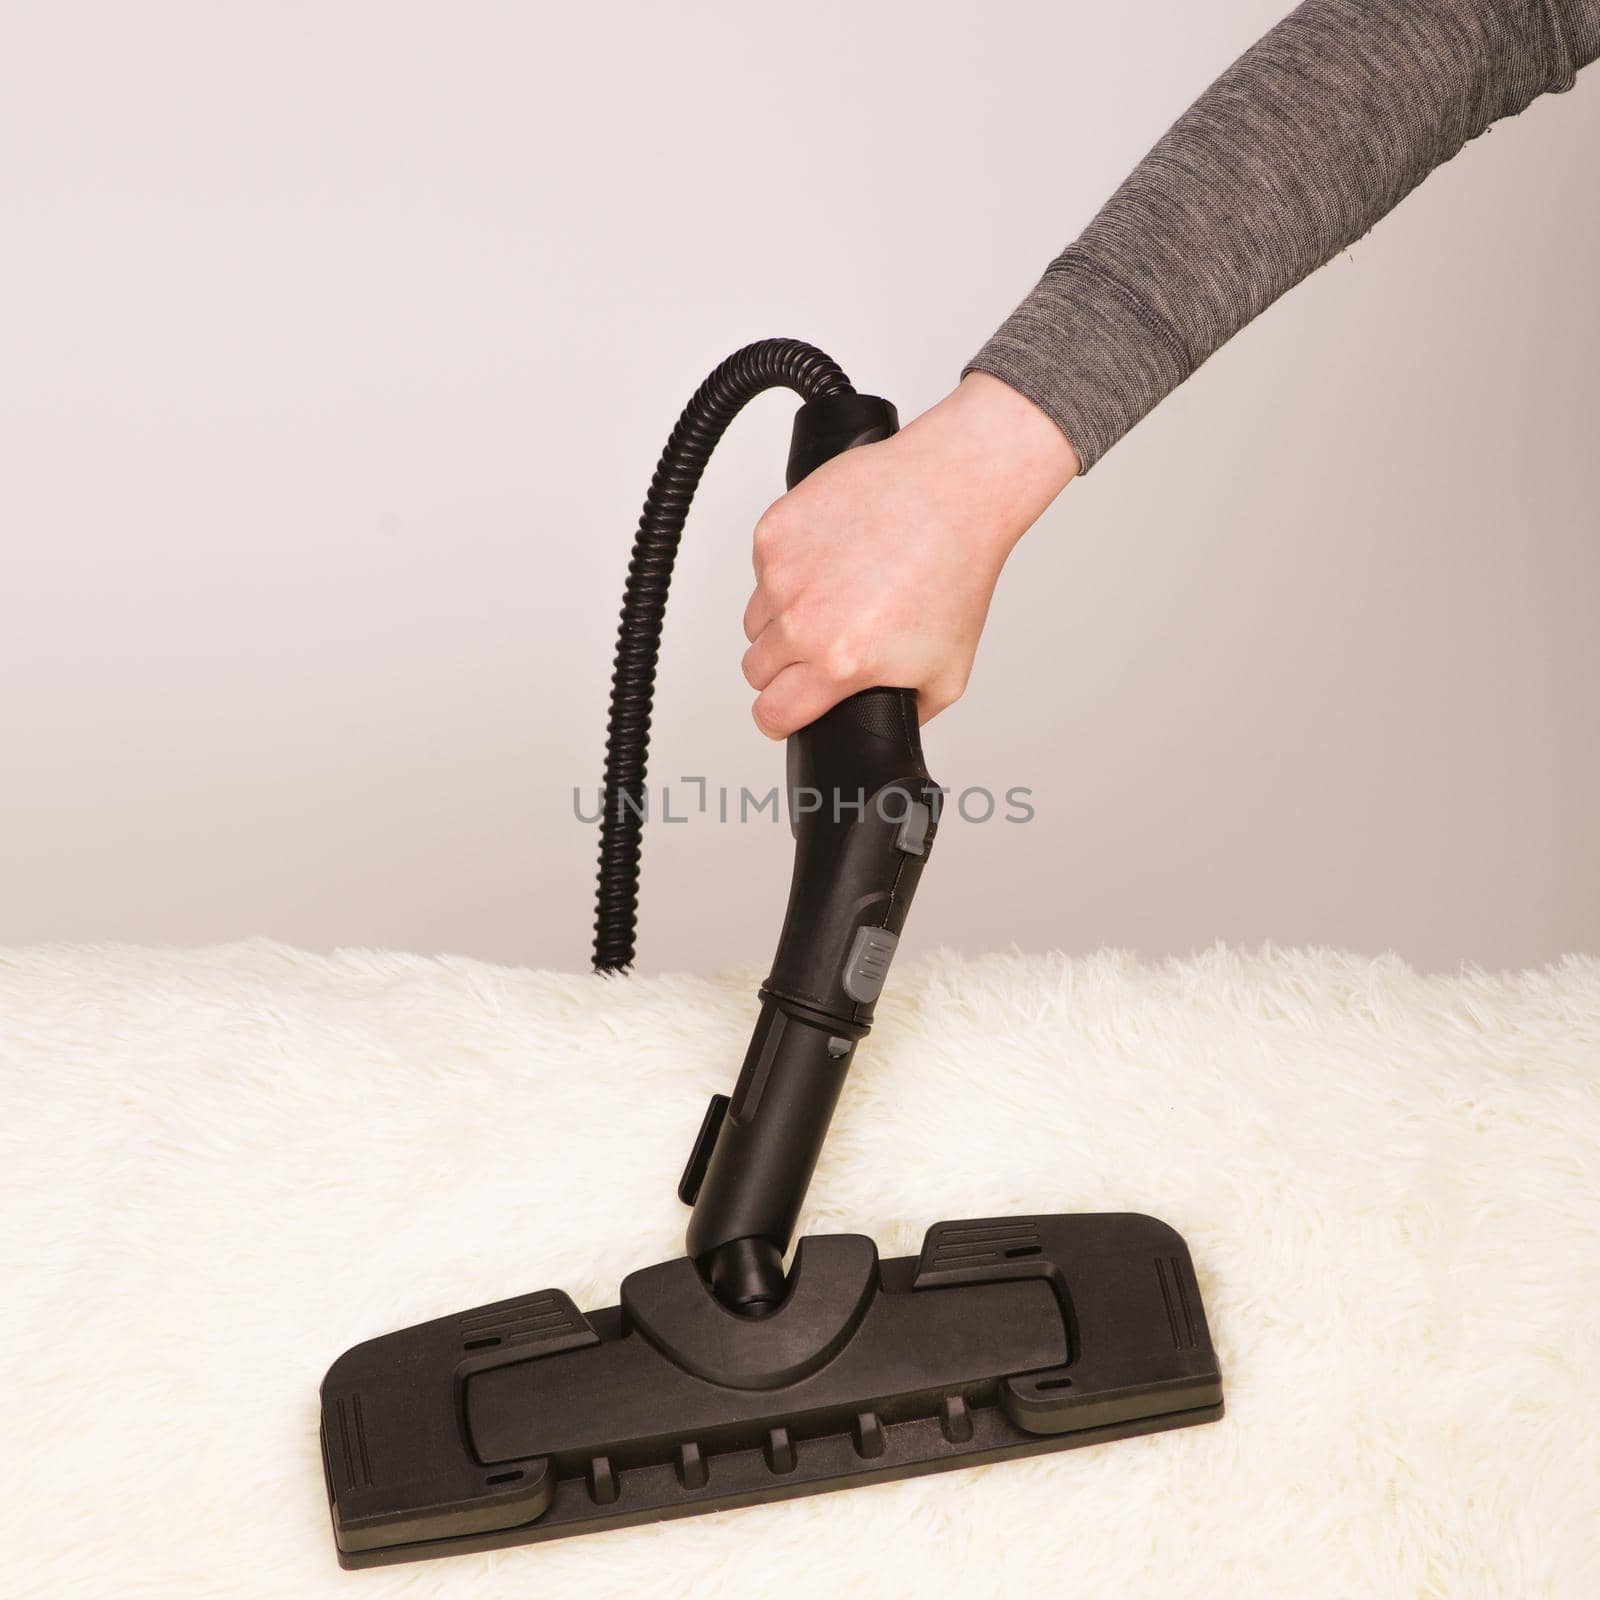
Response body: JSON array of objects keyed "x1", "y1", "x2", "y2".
[{"x1": 321, "y1": 1212, "x2": 1220, "y2": 1566}]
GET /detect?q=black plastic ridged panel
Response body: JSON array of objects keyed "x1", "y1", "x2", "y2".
[
  {"x1": 834, "y1": 685, "x2": 918, "y2": 746},
  {"x1": 457, "y1": 1291, "x2": 591, "y2": 1353}
]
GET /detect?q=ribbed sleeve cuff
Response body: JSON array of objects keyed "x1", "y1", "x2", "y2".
[{"x1": 962, "y1": 253, "x2": 1192, "y2": 473}]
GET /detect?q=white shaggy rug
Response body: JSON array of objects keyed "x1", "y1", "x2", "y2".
[{"x1": 5, "y1": 942, "x2": 1599, "y2": 1598}]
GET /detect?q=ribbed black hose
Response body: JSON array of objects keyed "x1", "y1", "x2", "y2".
[{"x1": 593, "y1": 339, "x2": 854, "y2": 973}]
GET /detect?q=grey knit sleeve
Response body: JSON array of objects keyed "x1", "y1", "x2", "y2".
[{"x1": 967, "y1": 0, "x2": 1600, "y2": 471}]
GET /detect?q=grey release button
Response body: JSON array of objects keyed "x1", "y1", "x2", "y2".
[
  {"x1": 894, "y1": 799, "x2": 931, "y2": 856},
  {"x1": 842, "y1": 925, "x2": 900, "y2": 1004}
]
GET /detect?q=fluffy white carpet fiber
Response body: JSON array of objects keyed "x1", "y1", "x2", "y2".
[{"x1": 5, "y1": 941, "x2": 1599, "y2": 1597}]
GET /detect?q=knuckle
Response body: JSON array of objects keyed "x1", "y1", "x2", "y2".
[
  {"x1": 822, "y1": 635, "x2": 863, "y2": 684},
  {"x1": 752, "y1": 506, "x2": 790, "y2": 558},
  {"x1": 753, "y1": 560, "x2": 789, "y2": 606},
  {"x1": 776, "y1": 601, "x2": 814, "y2": 648}
]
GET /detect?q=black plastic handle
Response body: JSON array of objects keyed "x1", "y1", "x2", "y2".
[
  {"x1": 764, "y1": 686, "x2": 937, "y2": 1029},
  {"x1": 682, "y1": 393, "x2": 943, "y2": 1302},
  {"x1": 785, "y1": 390, "x2": 900, "y2": 491}
]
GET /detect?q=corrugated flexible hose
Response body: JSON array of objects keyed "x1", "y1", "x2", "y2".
[{"x1": 592, "y1": 339, "x2": 854, "y2": 972}]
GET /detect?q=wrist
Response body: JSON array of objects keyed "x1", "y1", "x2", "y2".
[
  {"x1": 909, "y1": 373, "x2": 1080, "y2": 554},
  {"x1": 946, "y1": 371, "x2": 1080, "y2": 483}
]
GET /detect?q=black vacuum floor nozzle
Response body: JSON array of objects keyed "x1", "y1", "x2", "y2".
[{"x1": 321, "y1": 1213, "x2": 1221, "y2": 1567}]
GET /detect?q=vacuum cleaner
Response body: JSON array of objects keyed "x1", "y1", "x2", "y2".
[{"x1": 318, "y1": 339, "x2": 1222, "y2": 1566}]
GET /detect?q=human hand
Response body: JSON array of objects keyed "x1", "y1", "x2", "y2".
[{"x1": 742, "y1": 371, "x2": 1079, "y2": 738}]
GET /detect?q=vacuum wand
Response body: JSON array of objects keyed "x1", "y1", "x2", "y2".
[
  {"x1": 679, "y1": 397, "x2": 941, "y2": 1313},
  {"x1": 587, "y1": 349, "x2": 938, "y2": 1316}
]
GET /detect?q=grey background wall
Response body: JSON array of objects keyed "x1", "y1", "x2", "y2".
[{"x1": 3, "y1": 1, "x2": 1596, "y2": 974}]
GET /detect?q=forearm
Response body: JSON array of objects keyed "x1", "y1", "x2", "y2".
[{"x1": 970, "y1": 0, "x2": 1600, "y2": 470}]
